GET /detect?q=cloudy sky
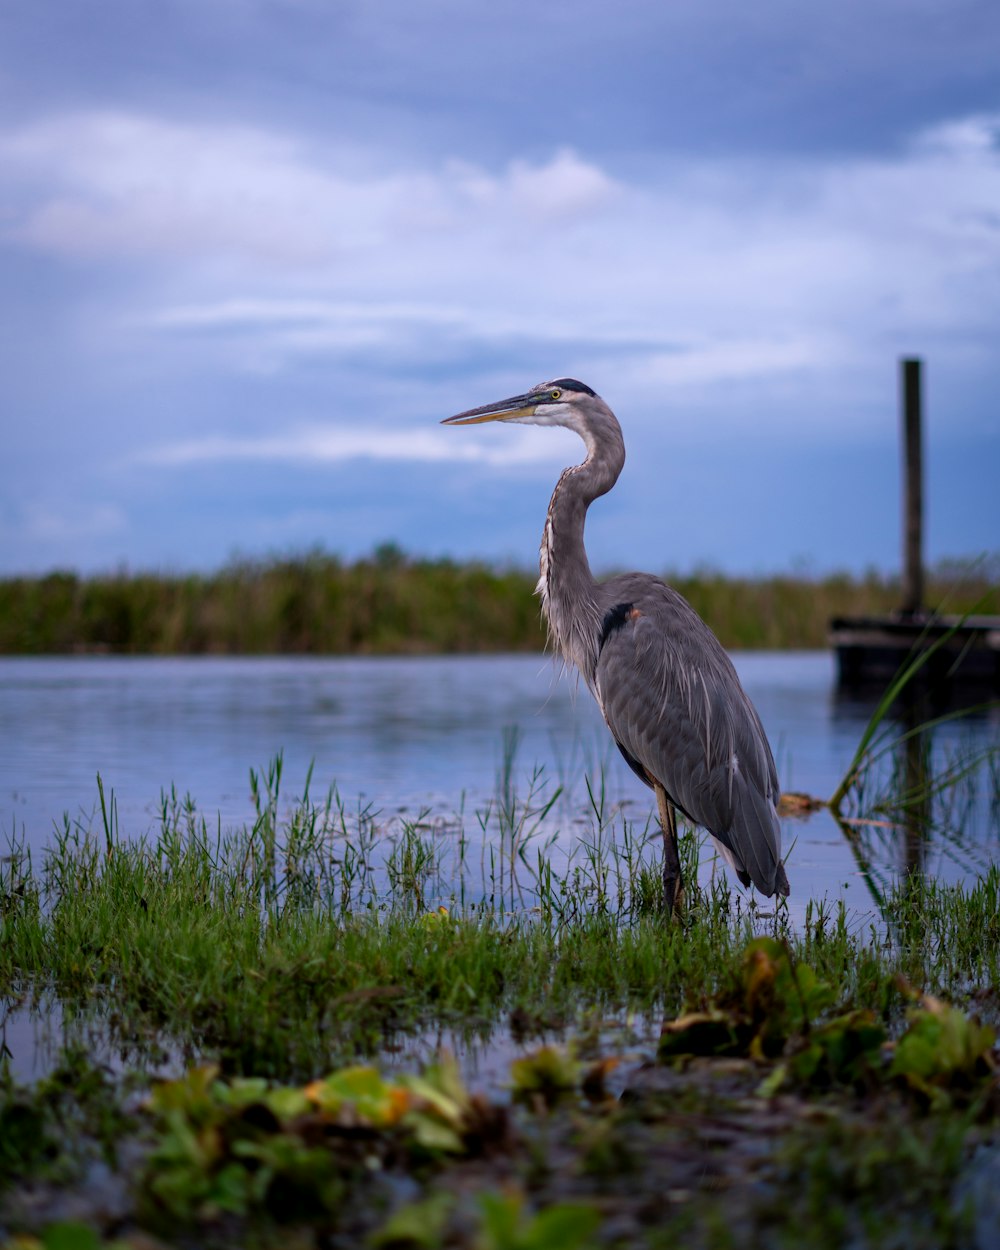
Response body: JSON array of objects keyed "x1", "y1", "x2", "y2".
[{"x1": 1, "y1": 0, "x2": 998, "y2": 577}]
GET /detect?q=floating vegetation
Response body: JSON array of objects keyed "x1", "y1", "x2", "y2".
[
  {"x1": 2, "y1": 951, "x2": 998, "y2": 1248},
  {"x1": 658, "y1": 937, "x2": 997, "y2": 1107},
  {"x1": 137, "y1": 1056, "x2": 507, "y2": 1226}
]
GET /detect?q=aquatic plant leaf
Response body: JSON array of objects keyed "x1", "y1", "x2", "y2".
[
  {"x1": 658, "y1": 1011, "x2": 745, "y2": 1059},
  {"x1": 231, "y1": 1134, "x2": 343, "y2": 1218},
  {"x1": 741, "y1": 938, "x2": 786, "y2": 1009},
  {"x1": 263, "y1": 1085, "x2": 312, "y2": 1122},
  {"x1": 890, "y1": 997, "x2": 996, "y2": 1095},
  {"x1": 405, "y1": 1113, "x2": 464, "y2": 1154},
  {"x1": 581, "y1": 1055, "x2": 620, "y2": 1102},
  {"x1": 732, "y1": 938, "x2": 839, "y2": 1061},
  {"x1": 526, "y1": 1203, "x2": 601, "y2": 1249},
  {"x1": 400, "y1": 1084, "x2": 466, "y2": 1143},
  {"x1": 153, "y1": 1113, "x2": 223, "y2": 1172},
  {"x1": 787, "y1": 1011, "x2": 887, "y2": 1088},
  {"x1": 756, "y1": 1063, "x2": 789, "y2": 1098},
  {"x1": 369, "y1": 1191, "x2": 454, "y2": 1247},
  {"x1": 148, "y1": 1065, "x2": 221, "y2": 1124},
  {"x1": 204, "y1": 1160, "x2": 254, "y2": 1216},
  {"x1": 474, "y1": 1190, "x2": 600, "y2": 1250},
  {"x1": 477, "y1": 1189, "x2": 523, "y2": 1246},
  {"x1": 663, "y1": 941, "x2": 883, "y2": 1090},
  {"x1": 509, "y1": 1046, "x2": 583, "y2": 1105},
  {"x1": 0, "y1": 1097, "x2": 52, "y2": 1172},
  {"x1": 220, "y1": 1076, "x2": 270, "y2": 1108},
  {"x1": 305, "y1": 1065, "x2": 410, "y2": 1125},
  {"x1": 740, "y1": 938, "x2": 835, "y2": 1035},
  {"x1": 40, "y1": 1224, "x2": 103, "y2": 1250},
  {"x1": 418, "y1": 906, "x2": 451, "y2": 929},
  {"x1": 399, "y1": 1053, "x2": 469, "y2": 1127},
  {"x1": 790, "y1": 962, "x2": 838, "y2": 1021},
  {"x1": 145, "y1": 1129, "x2": 232, "y2": 1220}
]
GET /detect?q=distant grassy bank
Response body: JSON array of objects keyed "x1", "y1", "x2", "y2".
[{"x1": 0, "y1": 546, "x2": 996, "y2": 655}]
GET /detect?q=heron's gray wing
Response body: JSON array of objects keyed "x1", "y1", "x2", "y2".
[{"x1": 594, "y1": 580, "x2": 787, "y2": 896}]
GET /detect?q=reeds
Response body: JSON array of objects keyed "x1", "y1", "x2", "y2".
[{"x1": 2, "y1": 549, "x2": 996, "y2": 654}]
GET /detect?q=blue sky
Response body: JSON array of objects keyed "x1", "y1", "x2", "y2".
[{"x1": 1, "y1": 0, "x2": 997, "y2": 577}]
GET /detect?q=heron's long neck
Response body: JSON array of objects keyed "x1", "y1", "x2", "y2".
[{"x1": 537, "y1": 432, "x2": 624, "y2": 685}]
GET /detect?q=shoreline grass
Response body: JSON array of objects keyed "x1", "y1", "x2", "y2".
[{"x1": 1, "y1": 547, "x2": 996, "y2": 655}]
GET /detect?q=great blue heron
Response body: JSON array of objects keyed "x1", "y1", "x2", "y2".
[{"x1": 442, "y1": 378, "x2": 789, "y2": 912}]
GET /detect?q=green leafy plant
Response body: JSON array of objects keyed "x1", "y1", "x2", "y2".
[
  {"x1": 659, "y1": 938, "x2": 842, "y2": 1064},
  {"x1": 890, "y1": 993, "x2": 996, "y2": 1109},
  {"x1": 140, "y1": 1057, "x2": 496, "y2": 1226},
  {"x1": 366, "y1": 1190, "x2": 601, "y2": 1250},
  {"x1": 474, "y1": 1190, "x2": 600, "y2": 1250},
  {"x1": 368, "y1": 1192, "x2": 453, "y2": 1248},
  {"x1": 659, "y1": 938, "x2": 999, "y2": 1105},
  {"x1": 509, "y1": 1046, "x2": 584, "y2": 1108}
]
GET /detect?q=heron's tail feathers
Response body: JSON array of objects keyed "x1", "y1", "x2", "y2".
[{"x1": 724, "y1": 781, "x2": 789, "y2": 899}]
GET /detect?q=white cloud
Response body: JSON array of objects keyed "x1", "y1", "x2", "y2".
[
  {"x1": 0, "y1": 114, "x2": 616, "y2": 265},
  {"x1": 914, "y1": 113, "x2": 1000, "y2": 157},
  {"x1": 1, "y1": 115, "x2": 386, "y2": 263},
  {"x1": 451, "y1": 148, "x2": 619, "y2": 219},
  {"x1": 2, "y1": 108, "x2": 999, "y2": 427},
  {"x1": 133, "y1": 423, "x2": 571, "y2": 470},
  {"x1": 149, "y1": 298, "x2": 467, "y2": 330},
  {"x1": 10, "y1": 502, "x2": 127, "y2": 543},
  {"x1": 631, "y1": 336, "x2": 832, "y2": 388}
]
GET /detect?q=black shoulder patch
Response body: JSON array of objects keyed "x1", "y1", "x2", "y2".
[
  {"x1": 549, "y1": 377, "x2": 596, "y2": 397},
  {"x1": 598, "y1": 602, "x2": 634, "y2": 653}
]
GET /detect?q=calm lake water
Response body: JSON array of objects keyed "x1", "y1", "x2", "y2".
[{"x1": 2, "y1": 653, "x2": 998, "y2": 926}]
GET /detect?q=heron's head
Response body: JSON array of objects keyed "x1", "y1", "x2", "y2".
[{"x1": 442, "y1": 378, "x2": 603, "y2": 431}]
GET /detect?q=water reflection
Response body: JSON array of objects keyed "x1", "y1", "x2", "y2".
[
  {"x1": 827, "y1": 675, "x2": 999, "y2": 912},
  {"x1": 902, "y1": 696, "x2": 931, "y2": 880}
]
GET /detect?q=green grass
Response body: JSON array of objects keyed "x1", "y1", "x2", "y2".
[
  {"x1": 2, "y1": 755, "x2": 998, "y2": 1085},
  {"x1": 1, "y1": 732, "x2": 998, "y2": 1248},
  {"x1": 1, "y1": 547, "x2": 996, "y2": 654}
]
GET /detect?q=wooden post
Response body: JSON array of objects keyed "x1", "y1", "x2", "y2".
[{"x1": 900, "y1": 357, "x2": 924, "y2": 616}]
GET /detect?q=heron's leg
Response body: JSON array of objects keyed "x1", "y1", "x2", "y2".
[{"x1": 655, "y1": 783, "x2": 684, "y2": 917}]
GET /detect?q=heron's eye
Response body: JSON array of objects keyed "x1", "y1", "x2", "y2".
[{"x1": 550, "y1": 388, "x2": 562, "y2": 400}]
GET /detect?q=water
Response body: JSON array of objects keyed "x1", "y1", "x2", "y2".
[
  {"x1": 1, "y1": 652, "x2": 998, "y2": 1085},
  {"x1": 0, "y1": 653, "x2": 997, "y2": 916}
]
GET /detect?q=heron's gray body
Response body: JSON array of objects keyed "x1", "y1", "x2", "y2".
[
  {"x1": 590, "y1": 574, "x2": 786, "y2": 895},
  {"x1": 443, "y1": 377, "x2": 789, "y2": 901}
]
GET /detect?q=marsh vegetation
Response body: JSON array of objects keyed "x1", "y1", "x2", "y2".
[
  {"x1": 2, "y1": 710, "x2": 999, "y2": 1248},
  {"x1": 2, "y1": 548, "x2": 996, "y2": 655}
]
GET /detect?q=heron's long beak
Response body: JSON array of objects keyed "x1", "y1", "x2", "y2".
[{"x1": 441, "y1": 391, "x2": 539, "y2": 425}]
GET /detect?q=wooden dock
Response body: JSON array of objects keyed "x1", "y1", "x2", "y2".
[
  {"x1": 829, "y1": 611, "x2": 1000, "y2": 695},
  {"x1": 830, "y1": 359, "x2": 999, "y2": 702}
]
